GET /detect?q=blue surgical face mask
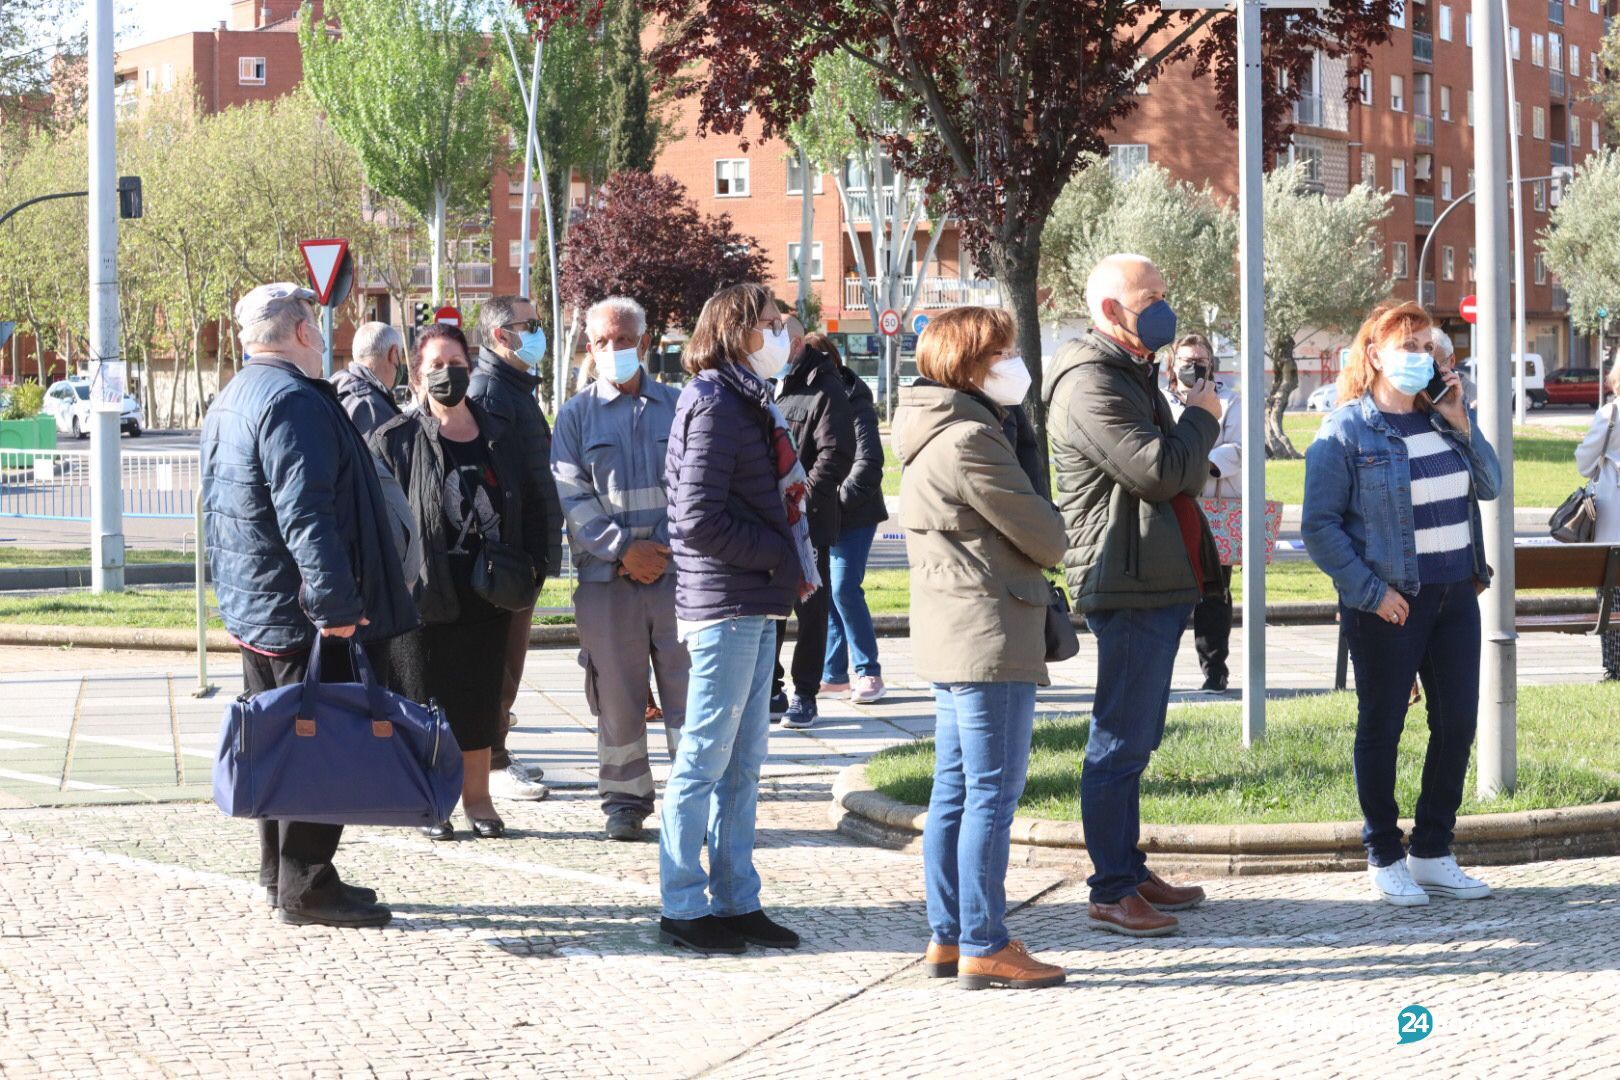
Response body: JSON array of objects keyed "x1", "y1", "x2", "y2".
[
  {"x1": 597, "y1": 345, "x2": 641, "y2": 385},
  {"x1": 1378, "y1": 347, "x2": 1435, "y2": 396},
  {"x1": 513, "y1": 326, "x2": 547, "y2": 367},
  {"x1": 1118, "y1": 299, "x2": 1178, "y2": 354}
]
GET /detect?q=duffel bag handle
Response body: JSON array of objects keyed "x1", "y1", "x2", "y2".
[{"x1": 298, "y1": 637, "x2": 396, "y2": 728}]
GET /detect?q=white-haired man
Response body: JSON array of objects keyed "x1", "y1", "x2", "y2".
[
  {"x1": 331, "y1": 321, "x2": 404, "y2": 435},
  {"x1": 550, "y1": 296, "x2": 687, "y2": 841},
  {"x1": 1042, "y1": 253, "x2": 1221, "y2": 938}
]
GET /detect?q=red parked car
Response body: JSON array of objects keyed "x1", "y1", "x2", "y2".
[{"x1": 1542, "y1": 367, "x2": 1604, "y2": 407}]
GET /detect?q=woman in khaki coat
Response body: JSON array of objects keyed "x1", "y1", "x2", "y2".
[{"x1": 893, "y1": 306, "x2": 1069, "y2": 991}]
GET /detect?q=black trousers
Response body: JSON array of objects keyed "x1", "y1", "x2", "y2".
[
  {"x1": 773, "y1": 544, "x2": 834, "y2": 700},
  {"x1": 241, "y1": 638, "x2": 391, "y2": 908},
  {"x1": 1192, "y1": 565, "x2": 1235, "y2": 683}
]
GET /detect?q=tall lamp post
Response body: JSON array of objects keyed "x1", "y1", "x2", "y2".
[{"x1": 88, "y1": 0, "x2": 124, "y2": 594}]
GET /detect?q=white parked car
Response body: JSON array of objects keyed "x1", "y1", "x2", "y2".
[
  {"x1": 1306, "y1": 383, "x2": 1338, "y2": 412},
  {"x1": 1459, "y1": 353, "x2": 1547, "y2": 409},
  {"x1": 41, "y1": 377, "x2": 144, "y2": 438}
]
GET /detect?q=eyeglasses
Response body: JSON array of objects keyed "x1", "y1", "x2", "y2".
[
  {"x1": 757, "y1": 317, "x2": 784, "y2": 334},
  {"x1": 503, "y1": 319, "x2": 543, "y2": 334}
]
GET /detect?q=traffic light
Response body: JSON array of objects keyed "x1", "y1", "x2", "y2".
[
  {"x1": 413, "y1": 302, "x2": 432, "y2": 328},
  {"x1": 117, "y1": 176, "x2": 142, "y2": 220}
]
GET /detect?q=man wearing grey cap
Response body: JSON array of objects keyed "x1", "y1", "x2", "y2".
[{"x1": 202, "y1": 283, "x2": 419, "y2": 929}]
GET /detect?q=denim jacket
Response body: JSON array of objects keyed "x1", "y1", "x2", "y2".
[{"x1": 1302, "y1": 395, "x2": 1502, "y2": 613}]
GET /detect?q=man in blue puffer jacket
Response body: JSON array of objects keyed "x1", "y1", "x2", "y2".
[{"x1": 202, "y1": 282, "x2": 417, "y2": 930}]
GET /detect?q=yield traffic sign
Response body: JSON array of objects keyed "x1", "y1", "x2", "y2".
[
  {"x1": 879, "y1": 308, "x2": 901, "y2": 336},
  {"x1": 1460, "y1": 294, "x2": 1479, "y2": 324},
  {"x1": 298, "y1": 239, "x2": 349, "y2": 306}
]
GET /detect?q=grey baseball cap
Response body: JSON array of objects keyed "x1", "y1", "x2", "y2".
[{"x1": 234, "y1": 282, "x2": 318, "y2": 329}]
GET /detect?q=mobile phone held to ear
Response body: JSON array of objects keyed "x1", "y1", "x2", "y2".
[{"x1": 1424, "y1": 367, "x2": 1455, "y2": 406}]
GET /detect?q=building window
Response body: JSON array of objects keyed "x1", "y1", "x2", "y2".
[
  {"x1": 1439, "y1": 4, "x2": 1452, "y2": 41},
  {"x1": 1391, "y1": 157, "x2": 1408, "y2": 195},
  {"x1": 1531, "y1": 33, "x2": 1545, "y2": 68},
  {"x1": 1441, "y1": 165, "x2": 1453, "y2": 201},
  {"x1": 160, "y1": 63, "x2": 174, "y2": 91},
  {"x1": 1413, "y1": 74, "x2": 1432, "y2": 119},
  {"x1": 1360, "y1": 151, "x2": 1377, "y2": 188},
  {"x1": 1393, "y1": 242, "x2": 1409, "y2": 279},
  {"x1": 786, "y1": 242, "x2": 824, "y2": 281},
  {"x1": 1107, "y1": 144, "x2": 1150, "y2": 182},
  {"x1": 1439, "y1": 85, "x2": 1451, "y2": 121},
  {"x1": 1535, "y1": 253, "x2": 1547, "y2": 284},
  {"x1": 1514, "y1": 101, "x2": 1521, "y2": 136},
  {"x1": 1550, "y1": 33, "x2": 1563, "y2": 73},
  {"x1": 1467, "y1": 168, "x2": 1475, "y2": 191},
  {"x1": 1570, "y1": 44, "x2": 1579, "y2": 79},
  {"x1": 1465, "y1": 13, "x2": 1473, "y2": 46},
  {"x1": 1467, "y1": 89, "x2": 1474, "y2": 126},
  {"x1": 1443, "y1": 246, "x2": 1456, "y2": 281},
  {"x1": 1534, "y1": 180, "x2": 1547, "y2": 211},
  {"x1": 1533, "y1": 105, "x2": 1546, "y2": 140},
  {"x1": 1389, "y1": 75, "x2": 1405, "y2": 113},
  {"x1": 238, "y1": 57, "x2": 266, "y2": 86},
  {"x1": 785, "y1": 157, "x2": 823, "y2": 196},
  {"x1": 1468, "y1": 247, "x2": 1476, "y2": 281},
  {"x1": 1593, "y1": 53, "x2": 1601, "y2": 81},
  {"x1": 1359, "y1": 69, "x2": 1373, "y2": 105},
  {"x1": 1572, "y1": 119, "x2": 1581, "y2": 147},
  {"x1": 1510, "y1": 27, "x2": 1520, "y2": 62},
  {"x1": 714, "y1": 159, "x2": 750, "y2": 197},
  {"x1": 508, "y1": 240, "x2": 524, "y2": 268},
  {"x1": 142, "y1": 67, "x2": 154, "y2": 90},
  {"x1": 1391, "y1": 3, "x2": 1405, "y2": 28},
  {"x1": 1594, "y1": 121, "x2": 1602, "y2": 150},
  {"x1": 1593, "y1": 0, "x2": 1600, "y2": 12}
]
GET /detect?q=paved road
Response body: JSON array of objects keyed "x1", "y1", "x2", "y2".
[{"x1": 2, "y1": 630, "x2": 1617, "y2": 1076}]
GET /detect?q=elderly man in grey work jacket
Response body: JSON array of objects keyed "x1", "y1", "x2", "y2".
[{"x1": 551, "y1": 296, "x2": 688, "y2": 842}]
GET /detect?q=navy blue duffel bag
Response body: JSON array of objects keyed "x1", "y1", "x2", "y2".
[{"x1": 213, "y1": 639, "x2": 463, "y2": 827}]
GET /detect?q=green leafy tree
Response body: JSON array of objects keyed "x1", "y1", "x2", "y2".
[
  {"x1": 1260, "y1": 162, "x2": 1392, "y2": 457},
  {"x1": 301, "y1": 0, "x2": 499, "y2": 304},
  {"x1": 1542, "y1": 148, "x2": 1620, "y2": 334}
]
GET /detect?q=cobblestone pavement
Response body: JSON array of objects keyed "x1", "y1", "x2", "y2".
[{"x1": 2, "y1": 632, "x2": 1617, "y2": 1077}]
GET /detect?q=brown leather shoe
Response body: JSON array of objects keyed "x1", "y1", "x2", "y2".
[
  {"x1": 957, "y1": 940, "x2": 1066, "y2": 990},
  {"x1": 1088, "y1": 893, "x2": 1179, "y2": 937},
  {"x1": 1136, "y1": 870, "x2": 1206, "y2": 912},
  {"x1": 922, "y1": 941, "x2": 959, "y2": 978}
]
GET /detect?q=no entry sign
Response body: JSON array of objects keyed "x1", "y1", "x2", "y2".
[
  {"x1": 1460, "y1": 295, "x2": 1479, "y2": 324},
  {"x1": 434, "y1": 305, "x2": 462, "y2": 328}
]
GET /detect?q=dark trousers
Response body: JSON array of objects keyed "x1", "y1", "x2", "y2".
[
  {"x1": 1193, "y1": 566, "x2": 1234, "y2": 684},
  {"x1": 1343, "y1": 580, "x2": 1481, "y2": 867},
  {"x1": 241, "y1": 638, "x2": 388, "y2": 909},
  {"x1": 773, "y1": 544, "x2": 833, "y2": 700},
  {"x1": 493, "y1": 600, "x2": 537, "y2": 770}
]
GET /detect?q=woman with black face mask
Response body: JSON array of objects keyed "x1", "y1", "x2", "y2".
[{"x1": 368, "y1": 323, "x2": 548, "y2": 841}]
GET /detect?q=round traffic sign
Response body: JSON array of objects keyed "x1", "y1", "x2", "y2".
[
  {"x1": 434, "y1": 305, "x2": 462, "y2": 328},
  {"x1": 911, "y1": 313, "x2": 930, "y2": 336},
  {"x1": 879, "y1": 308, "x2": 901, "y2": 336},
  {"x1": 1459, "y1": 295, "x2": 1478, "y2": 324}
]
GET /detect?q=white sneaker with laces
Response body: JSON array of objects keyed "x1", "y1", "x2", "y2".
[
  {"x1": 1407, "y1": 854, "x2": 1492, "y2": 900},
  {"x1": 489, "y1": 762, "x2": 550, "y2": 801},
  {"x1": 1368, "y1": 859, "x2": 1430, "y2": 906},
  {"x1": 851, "y1": 675, "x2": 887, "y2": 704}
]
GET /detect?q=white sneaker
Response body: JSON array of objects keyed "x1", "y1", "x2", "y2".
[
  {"x1": 1368, "y1": 860, "x2": 1430, "y2": 906},
  {"x1": 1407, "y1": 854, "x2": 1492, "y2": 900},
  {"x1": 489, "y1": 762, "x2": 550, "y2": 801},
  {"x1": 851, "y1": 675, "x2": 887, "y2": 704}
]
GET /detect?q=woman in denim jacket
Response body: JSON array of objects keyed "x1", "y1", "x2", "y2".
[{"x1": 1303, "y1": 301, "x2": 1501, "y2": 908}]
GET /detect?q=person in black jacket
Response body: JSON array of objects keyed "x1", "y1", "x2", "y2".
[
  {"x1": 770, "y1": 314, "x2": 855, "y2": 730},
  {"x1": 818, "y1": 334, "x2": 889, "y2": 704},
  {"x1": 468, "y1": 295, "x2": 562, "y2": 802},
  {"x1": 369, "y1": 324, "x2": 550, "y2": 842},
  {"x1": 330, "y1": 321, "x2": 404, "y2": 436}
]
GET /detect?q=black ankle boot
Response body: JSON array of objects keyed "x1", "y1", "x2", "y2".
[
  {"x1": 714, "y1": 909, "x2": 800, "y2": 949},
  {"x1": 658, "y1": 915, "x2": 746, "y2": 955}
]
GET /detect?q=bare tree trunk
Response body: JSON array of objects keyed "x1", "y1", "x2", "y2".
[
  {"x1": 193, "y1": 323, "x2": 208, "y2": 422},
  {"x1": 993, "y1": 235, "x2": 1046, "y2": 444},
  {"x1": 1263, "y1": 336, "x2": 1302, "y2": 459}
]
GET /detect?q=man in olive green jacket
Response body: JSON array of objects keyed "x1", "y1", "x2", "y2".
[{"x1": 1043, "y1": 254, "x2": 1222, "y2": 939}]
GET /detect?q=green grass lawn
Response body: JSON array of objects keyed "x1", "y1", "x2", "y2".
[
  {"x1": 864, "y1": 685, "x2": 1620, "y2": 826},
  {"x1": 882, "y1": 415, "x2": 1593, "y2": 507},
  {"x1": 0, "y1": 548, "x2": 193, "y2": 568}
]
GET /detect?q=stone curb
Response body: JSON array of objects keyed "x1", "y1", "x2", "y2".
[{"x1": 829, "y1": 763, "x2": 1620, "y2": 877}]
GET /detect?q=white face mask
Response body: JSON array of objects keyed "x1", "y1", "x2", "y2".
[
  {"x1": 596, "y1": 345, "x2": 641, "y2": 385},
  {"x1": 981, "y1": 355, "x2": 1032, "y2": 406},
  {"x1": 747, "y1": 327, "x2": 792, "y2": 381}
]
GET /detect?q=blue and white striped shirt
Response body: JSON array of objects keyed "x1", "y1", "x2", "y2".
[{"x1": 1382, "y1": 410, "x2": 1473, "y2": 585}]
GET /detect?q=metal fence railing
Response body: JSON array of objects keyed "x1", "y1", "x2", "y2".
[{"x1": 0, "y1": 449, "x2": 201, "y2": 521}]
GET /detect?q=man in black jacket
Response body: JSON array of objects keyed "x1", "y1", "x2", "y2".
[
  {"x1": 771, "y1": 313, "x2": 855, "y2": 729},
  {"x1": 330, "y1": 321, "x2": 404, "y2": 435},
  {"x1": 469, "y1": 295, "x2": 563, "y2": 801}
]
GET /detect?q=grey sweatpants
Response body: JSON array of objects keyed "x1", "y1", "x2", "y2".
[{"x1": 574, "y1": 574, "x2": 688, "y2": 817}]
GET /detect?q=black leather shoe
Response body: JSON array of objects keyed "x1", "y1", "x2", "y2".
[
  {"x1": 658, "y1": 915, "x2": 746, "y2": 955},
  {"x1": 420, "y1": 820, "x2": 454, "y2": 841},
  {"x1": 466, "y1": 814, "x2": 505, "y2": 839},
  {"x1": 715, "y1": 909, "x2": 800, "y2": 949},
  {"x1": 1201, "y1": 675, "x2": 1229, "y2": 693},
  {"x1": 265, "y1": 882, "x2": 378, "y2": 908},
  {"x1": 605, "y1": 808, "x2": 645, "y2": 842},
  {"x1": 276, "y1": 897, "x2": 392, "y2": 928}
]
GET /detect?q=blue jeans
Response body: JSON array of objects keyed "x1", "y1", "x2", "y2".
[
  {"x1": 1081, "y1": 603, "x2": 1194, "y2": 904},
  {"x1": 923, "y1": 681, "x2": 1037, "y2": 957},
  {"x1": 1343, "y1": 580, "x2": 1481, "y2": 867},
  {"x1": 659, "y1": 616, "x2": 775, "y2": 920},
  {"x1": 823, "y1": 524, "x2": 882, "y2": 682}
]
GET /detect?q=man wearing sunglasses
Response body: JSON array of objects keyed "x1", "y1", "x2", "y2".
[{"x1": 470, "y1": 295, "x2": 564, "y2": 802}]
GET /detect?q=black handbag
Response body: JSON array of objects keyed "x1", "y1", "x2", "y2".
[
  {"x1": 471, "y1": 538, "x2": 536, "y2": 612},
  {"x1": 1551, "y1": 412, "x2": 1615, "y2": 544},
  {"x1": 1044, "y1": 580, "x2": 1080, "y2": 663}
]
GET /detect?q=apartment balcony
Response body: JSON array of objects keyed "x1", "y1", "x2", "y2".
[
  {"x1": 1549, "y1": 0, "x2": 1564, "y2": 25},
  {"x1": 1550, "y1": 69, "x2": 1566, "y2": 97},
  {"x1": 1415, "y1": 114, "x2": 1435, "y2": 146},
  {"x1": 1294, "y1": 94, "x2": 1323, "y2": 128},
  {"x1": 1415, "y1": 195, "x2": 1437, "y2": 228},
  {"x1": 1413, "y1": 32, "x2": 1434, "y2": 64},
  {"x1": 844, "y1": 186, "x2": 930, "y2": 225},
  {"x1": 408, "y1": 263, "x2": 494, "y2": 289},
  {"x1": 1551, "y1": 141, "x2": 1569, "y2": 167},
  {"x1": 1552, "y1": 286, "x2": 1569, "y2": 311},
  {"x1": 843, "y1": 276, "x2": 1004, "y2": 312}
]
